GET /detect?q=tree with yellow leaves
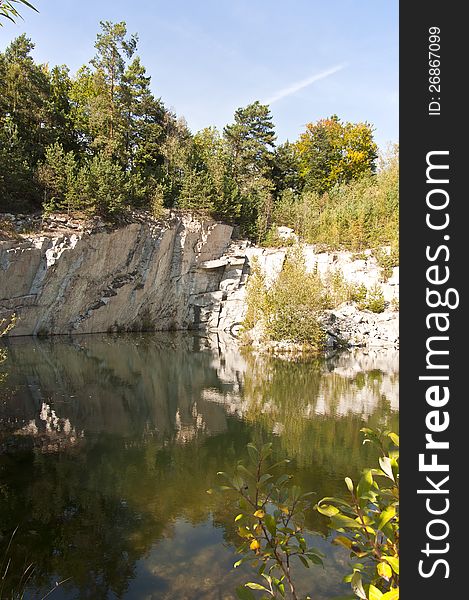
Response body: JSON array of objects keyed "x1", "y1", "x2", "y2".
[{"x1": 295, "y1": 115, "x2": 378, "y2": 194}]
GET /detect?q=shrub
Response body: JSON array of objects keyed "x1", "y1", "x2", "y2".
[
  {"x1": 38, "y1": 143, "x2": 78, "y2": 214},
  {"x1": 358, "y1": 284, "x2": 386, "y2": 313},
  {"x1": 243, "y1": 258, "x2": 269, "y2": 332},
  {"x1": 75, "y1": 153, "x2": 128, "y2": 218},
  {"x1": 321, "y1": 270, "x2": 365, "y2": 308},
  {"x1": 269, "y1": 147, "x2": 398, "y2": 251},
  {"x1": 263, "y1": 248, "x2": 326, "y2": 349},
  {"x1": 373, "y1": 243, "x2": 399, "y2": 282},
  {"x1": 214, "y1": 429, "x2": 399, "y2": 600}
]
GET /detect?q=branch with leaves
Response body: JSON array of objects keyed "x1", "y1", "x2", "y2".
[
  {"x1": 315, "y1": 428, "x2": 399, "y2": 600},
  {"x1": 208, "y1": 443, "x2": 324, "y2": 600},
  {"x1": 0, "y1": 1, "x2": 38, "y2": 26}
]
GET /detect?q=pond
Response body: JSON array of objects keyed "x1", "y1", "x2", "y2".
[{"x1": 0, "y1": 333, "x2": 398, "y2": 600}]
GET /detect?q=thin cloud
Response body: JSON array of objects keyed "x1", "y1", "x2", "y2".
[{"x1": 263, "y1": 64, "x2": 347, "y2": 105}]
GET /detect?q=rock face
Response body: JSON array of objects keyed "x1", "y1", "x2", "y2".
[
  {"x1": 0, "y1": 214, "x2": 399, "y2": 346},
  {"x1": 320, "y1": 303, "x2": 399, "y2": 348},
  {"x1": 1, "y1": 214, "x2": 246, "y2": 336}
]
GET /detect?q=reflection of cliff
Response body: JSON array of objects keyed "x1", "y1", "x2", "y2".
[
  {"x1": 1, "y1": 333, "x2": 240, "y2": 446},
  {"x1": 1, "y1": 335, "x2": 398, "y2": 456}
]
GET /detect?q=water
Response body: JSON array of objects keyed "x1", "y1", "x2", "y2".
[{"x1": 0, "y1": 333, "x2": 398, "y2": 599}]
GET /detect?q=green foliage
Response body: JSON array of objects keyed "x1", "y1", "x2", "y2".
[
  {"x1": 373, "y1": 244, "x2": 399, "y2": 282},
  {"x1": 0, "y1": 117, "x2": 38, "y2": 211},
  {"x1": 0, "y1": 0, "x2": 37, "y2": 26},
  {"x1": 243, "y1": 248, "x2": 327, "y2": 349},
  {"x1": 38, "y1": 143, "x2": 78, "y2": 213},
  {"x1": 224, "y1": 102, "x2": 276, "y2": 239},
  {"x1": 75, "y1": 153, "x2": 129, "y2": 218},
  {"x1": 264, "y1": 249, "x2": 325, "y2": 348},
  {"x1": 270, "y1": 148, "x2": 399, "y2": 251},
  {"x1": 296, "y1": 115, "x2": 378, "y2": 195},
  {"x1": 209, "y1": 443, "x2": 323, "y2": 600},
  {"x1": 357, "y1": 285, "x2": 386, "y2": 314},
  {"x1": 243, "y1": 259, "x2": 269, "y2": 332},
  {"x1": 0, "y1": 313, "x2": 16, "y2": 392},
  {"x1": 321, "y1": 271, "x2": 365, "y2": 309},
  {"x1": 243, "y1": 249, "x2": 384, "y2": 347},
  {"x1": 0, "y1": 23, "x2": 396, "y2": 244},
  {"x1": 315, "y1": 429, "x2": 399, "y2": 600}
]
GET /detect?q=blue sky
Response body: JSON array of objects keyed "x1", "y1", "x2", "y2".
[{"x1": 1, "y1": 0, "x2": 398, "y2": 150}]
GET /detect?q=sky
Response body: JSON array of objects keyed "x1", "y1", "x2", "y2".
[{"x1": 0, "y1": 0, "x2": 398, "y2": 151}]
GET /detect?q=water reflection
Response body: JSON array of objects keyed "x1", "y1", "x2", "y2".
[{"x1": 0, "y1": 333, "x2": 398, "y2": 599}]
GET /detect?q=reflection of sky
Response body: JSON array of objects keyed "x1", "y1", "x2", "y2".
[{"x1": 126, "y1": 519, "x2": 350, "y2": 600}]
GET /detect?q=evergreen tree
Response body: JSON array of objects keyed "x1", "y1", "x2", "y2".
[{"x1": 90, "y1": 21, "x2": 138, "y2": 158}]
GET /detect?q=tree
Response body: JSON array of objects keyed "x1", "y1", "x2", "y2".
[
  {"x1": 295, "y1": 115, "x2": 378, "y2": 194},
  {"x1": 0, "y1": 116, "x2": 38, "y2": 211},
  {"x1": 272, "y1": 141, "x2": 303, "y2": 197},
  {"x1": 223, "y1": 102, "x2": 276, "y2": 238},
  {"x1": 120, "y1": 56, "x2": 168, "y2": 177},
  {"x1": 224, "y1": 101, "x2": 276, "y2": 183},
  {"x1": 90, "y1": 21, "x2": 138, "y2": 157},
  {"x1": 0, "y1": 35, "x2": 53, "y2": 163},
  {"x1": 74, "y1": 153, "x2": 129, "y2": 218},
  {"x1": 0, "y1": 0, "x2": 37, "y2": 26},
  {"x1": 37, "y1": 142, "x2": 78, "y2": 213}
]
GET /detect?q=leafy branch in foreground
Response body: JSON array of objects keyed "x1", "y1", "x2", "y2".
[
  {"x1": 0, "y1": 1, "x2": 38, "y2": 26},
  {"x1": 208, "y1": 443, "x2": 323, "y2": 600},
  {"x1": 315, "y1": 429, "x2": 399, "y2": 600}
]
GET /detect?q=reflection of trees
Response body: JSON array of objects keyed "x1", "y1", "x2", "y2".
[
  {"x1": 0, "y1": 334, "x2": 398, "y2": 598},
  {"x1": 241, "y1": 351, "x2": 398, "y2": 473},
  {"x1": 0, "y1": 422, "x2": 254, "y2": 597}
]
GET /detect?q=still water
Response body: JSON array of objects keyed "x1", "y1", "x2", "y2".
[{"x1": 0, "y1": 333, "x2": 398, "y2": 600}]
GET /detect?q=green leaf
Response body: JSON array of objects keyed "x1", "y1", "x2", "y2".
[
  {"x1": 383, "y1": 556, "x2": 399, "y2": 575},
  {"x1": 260, "y1": 443, "x2": 273, "y2": 460},
  {"x1": 331, "y1": 514, "x2": 363, "y2": 529},
  {"x1": 388, "y1": 432, "x2": 399, "y2": 447},
  {"x1": 369, "y1": 584, "x2": 383, "y2": 600},
  {"x1": 377, "y1": 562, "x2": 393, "y2": 579},
  {"x1": 237, "y1": 464, "x2": 255, "y2": 480},
  {"x1": 294, "y1": 554, "x2": 308, "y2": 568},
  {"x1": 264, "y1": 513, "x2": 277, "y2": 536},
  {"x1": 376, "y1": 505, "x2": 396, "y2": 531},
  {"x1": 305, "y1": 553, "x2": 324, "y2": 566},
  {"x1": 235, "y1": 514, "x2": 245, "y2": 522},
  {"x1": 247, "y1": 444, "x2": 259, "y2": 463},
  {"x1": 269, "y1": 459, "x2": 291, "y2": 470},
  {"x1": 316, "y1": 504, "x2": 340, "y2": 517},
  {"x1": 379, "y1": 457, "x2": 395, "y2": 481},
  {"x1": 276, "y1": 474, "x2": 291, "y2": 487},
  {"x1": 236, "y1": 586, "x2": 256, "y2": 600},
  {"x1": 258, "y1": 473, "x2": 273, "y2": 486},
  {"x1": 357, "y1": 469, "x2": 374, "y2": 499},
  {"x1": 318, "y1": 496, "x2": 352, "y2": 508},
  {"x1": 351, "y1": 571, "x2": 367, "y2": 600},
  {"x1": 234, "y1": 557, "x2": 250, "y2": 568},
  {"x1": 245, "y1": 582, "x2": 270, "y2": 591}
]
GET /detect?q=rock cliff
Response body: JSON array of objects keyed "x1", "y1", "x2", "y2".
[{"x1": 0, "y1": 213, "x2": 399, "y2": 346}]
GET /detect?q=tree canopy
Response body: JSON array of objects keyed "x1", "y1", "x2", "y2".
[{"x1": 0, "y1": 21, "x2": 396, "y2": 248}]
